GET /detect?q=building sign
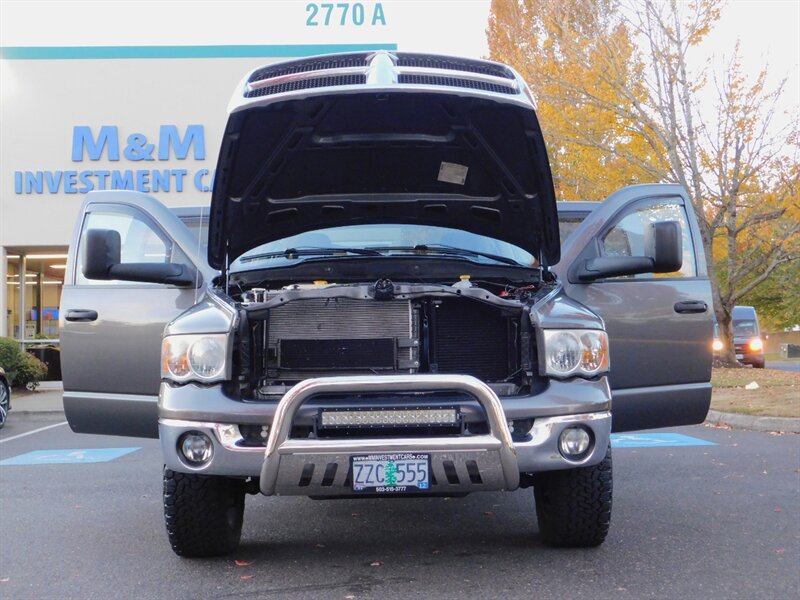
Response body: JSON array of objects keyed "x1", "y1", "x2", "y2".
[{"x1": 14, "y1": 124, "x2": 214, "y2": 195}]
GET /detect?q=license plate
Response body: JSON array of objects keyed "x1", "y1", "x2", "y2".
[
  {"x1": 351, "y1": 453, "x2": 430, "y2": 493},
  {"x1": 736, "y1": 354, "x2": 744, "y2": 359}
]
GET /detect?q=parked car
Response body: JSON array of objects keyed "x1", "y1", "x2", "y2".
[
  {"x1": 0, "y1": 366, "x2": 10, "y2": 429},
  {"x1": 731, "y1": 306, "x2": 765, "y2": 368},
  {"x1": 60, "y1": 51, "x2": 713, "y2": 556}
]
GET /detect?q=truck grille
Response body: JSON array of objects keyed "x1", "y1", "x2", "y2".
[
  {"x1": 245, "y1": 74, "x2": 366, "y2": 98},
  {"x1": 395, "y1": 53, "x2": 515, "y2": 79},
  {"x1": 241, "y1": 51, "x2": 521, "y2": 101},
  {"x1": 249, "y1": 54, "x2": 370, "y2": 84},
  {"x1": 398, "y1": 74, "x2": 516, "y2": 94}
]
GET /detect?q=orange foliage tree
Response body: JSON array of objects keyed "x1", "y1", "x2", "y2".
[{"x1": 488, "y1": 0, "x2": 799, "y2": 361}]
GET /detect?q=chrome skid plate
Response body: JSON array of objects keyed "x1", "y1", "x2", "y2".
[{"x1": 259, "y1": 374, "x2": 520, "y2": 496}]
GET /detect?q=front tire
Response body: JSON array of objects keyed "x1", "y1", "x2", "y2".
[
  {"x1": 163, "y1": 467, "x2": 245, "y2": 557},
  {"x1": 533, "y1": 445, "x2": 612, "y2": 547}
]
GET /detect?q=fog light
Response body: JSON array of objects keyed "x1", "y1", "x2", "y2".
[
  {"x1": 179, "y1": 431, "x2": 214, "y2": 465},
  {"x1": 558, "y1": 427, "x2": 592, "y2": 459}
]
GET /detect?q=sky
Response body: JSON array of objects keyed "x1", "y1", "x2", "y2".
[{"x1": 697, "y1": 0, "x2": 799, "y2": 127}]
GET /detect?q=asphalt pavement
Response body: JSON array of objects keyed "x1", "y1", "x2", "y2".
[
  {"x1": 1, "y1": 408, "x2": 798, "y2": 599},
  {"x1": 767, "y1": 360, "x2": 800, "y2": 373}
]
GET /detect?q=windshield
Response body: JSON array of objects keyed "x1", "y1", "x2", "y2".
[
  {"x1": 230, "y1": 224, "x2": 536, "y2": 272},
  {"x1": 733, "y1": 320, "x2": 757, "y2": 338}
]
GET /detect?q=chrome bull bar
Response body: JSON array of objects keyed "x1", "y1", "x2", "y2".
[{"x1": 259, "y1": 374, "x2": 520, "y2": 496}]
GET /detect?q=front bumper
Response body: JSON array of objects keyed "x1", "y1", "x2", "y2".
[{"x1": 159, "y1": 375, "x2": 612, "y2": 495}]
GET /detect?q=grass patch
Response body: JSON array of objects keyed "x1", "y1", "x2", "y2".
[{"x1": 711, "y1": 367, "x2": 799, "y2": 418}]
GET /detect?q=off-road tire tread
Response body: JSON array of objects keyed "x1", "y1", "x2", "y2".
[
  {"x1": 163, "y1": 468, "x2": 245, "y2": 557},
  {"x1": 533, "y1": 445, "x2": 612, "y2": 547}
]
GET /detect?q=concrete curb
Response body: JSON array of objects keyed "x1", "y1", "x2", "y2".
[
  {"x1": 8, "y1": 388, "x2": 64, "y2": 416},
  {"x1": 12, "y1": 409, "x2": 66, "y2": 416},
  {"x1": 706, "y1": 409, "x2": 800, "y2": 434}
]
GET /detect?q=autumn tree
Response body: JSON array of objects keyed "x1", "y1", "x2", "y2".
[
  {"x1": 487, "y1": 0, "x2": 664, "y2": 200},
  {"x1": 488, "y1": 0, "x2": 799, "y2": 364}
]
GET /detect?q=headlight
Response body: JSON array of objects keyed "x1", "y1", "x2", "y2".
[
  {"x1": 712, "y1": 339, "x2": 724, "y2": 352},
  {"x1": 541, "y1": 329, "x2": 609, "y2": 378},
  {"x1": 162, "y1": 334, "x2": 229, "y2": 383},
  {"x1": 749, "y1": 338, "x2": 763, "y2": 351}
]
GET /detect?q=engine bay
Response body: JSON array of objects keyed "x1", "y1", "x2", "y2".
[{"x1": 229, "y1": 276, "x2": 552, "y2": 400}]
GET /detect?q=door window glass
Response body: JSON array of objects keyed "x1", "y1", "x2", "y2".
[
  {"x1": 76, "y1": 209, "x2": 182, "y2": 285},
  {"x1": 600, "y1": 201, "x2": 696, "y2": 278}
]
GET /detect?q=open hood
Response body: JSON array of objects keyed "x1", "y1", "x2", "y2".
[{"x1": 208, "y1": 53, "x2": 560, "y2": 270}]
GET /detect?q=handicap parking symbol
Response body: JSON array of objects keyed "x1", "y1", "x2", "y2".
[
  {"x1": 610, "y1": 433, "x2": 716, "y2": 448},
  {"x1": 0, "y1": 447, "x2": 140, "y2": 466}
]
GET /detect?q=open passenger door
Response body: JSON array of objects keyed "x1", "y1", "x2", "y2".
[{"x1": 554, "y1": 184, "x2": 713, "y2": 432}]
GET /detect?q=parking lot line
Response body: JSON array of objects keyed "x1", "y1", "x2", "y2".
[{"x1": 0, "y1": 421, "x2": 68, "y2": 444}]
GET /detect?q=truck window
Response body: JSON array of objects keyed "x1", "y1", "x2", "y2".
[
  {"x1": 600, "y1": 200, "x2": 697, "y2": 278},
  {"x1": 75, "y1": 207, "x2": 188, "y2": 285}
]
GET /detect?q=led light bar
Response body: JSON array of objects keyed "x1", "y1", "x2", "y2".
[{"x1": 320, "y1": 408, "x2": 458, "y2": 428}]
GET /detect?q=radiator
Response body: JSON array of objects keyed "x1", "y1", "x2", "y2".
[{"x1": 267, "y1": 298, "x2": 418, "y2": 377}]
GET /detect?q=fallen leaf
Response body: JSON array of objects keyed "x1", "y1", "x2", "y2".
[
  {"x1": 370, "y1": 561, "x2": 382, "y2": 567},
  {"x1": 617, "y1": 587, "x2": 627, "y2": 592},
  {"x1": 235, "y1": 560, "x2": 252, "y2": 566},
  {"x1": 483, "y1": 511, "x2": 493, "y2": 517},
  {"x1": 315, "y1": 543, "x2": 325, "y2": 548},
  {"x1": 774, "y1": 548, "x2": 786, "y2": 554},
  {"x1": 432, "y1": 549, "x2": 441, "y2": 555},
  {"x1": 240, "y1": 575, "x2": 254, "y2": 580},
  {"x1": 345, "y1": 595, "x2": 356, "y2": 599},
  {"x1": 774, "y1": 508, "x2": 782, "y2": 513},
  {"x1": 0, "y1": 578, "x2": 9, "y2": 583},
  {"x1": 351, "y1": 513, "x2": 360, "y2": 517}
]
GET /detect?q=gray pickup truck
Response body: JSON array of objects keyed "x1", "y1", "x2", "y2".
[{"x1": 60, "y1": 52, "x2": 713, "y2": 557}]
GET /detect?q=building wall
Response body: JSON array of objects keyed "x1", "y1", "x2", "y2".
[
  {"x1": 2, "y1": 56, "x2": 301, "y2": 248},
  {"x1": 764, "y1": 331, "x2": 800, "y2": 355}
]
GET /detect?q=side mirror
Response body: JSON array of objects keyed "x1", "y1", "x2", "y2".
[
  {"x1": 574, "y1": 221, "x2": 682, "y2": 282},
  {"x1": 650, "y1": 220, "x2": 682, "y2": 273},
  {"x1": 82, "y1": 229, "x2": 200, "y2": 287}
]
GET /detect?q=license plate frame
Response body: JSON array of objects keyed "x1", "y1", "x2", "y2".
[
  {"x1": 735, "y1": 353, "x2": 744, "y2": 360},
  {"x1": 351, "y1": 453, "x2": 431, "y2": 493}
]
